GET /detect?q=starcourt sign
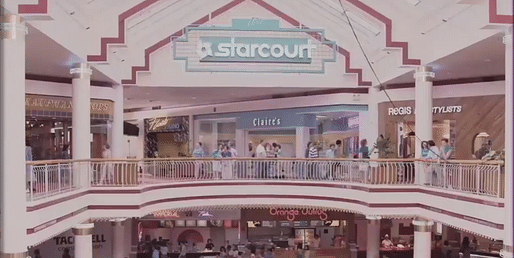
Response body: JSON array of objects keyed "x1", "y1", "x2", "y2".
[
  {"x1": 197, "y1": 37, "x2": 317, "y2": 63},
  {"x1": 174, "y1": 19, "x2": 336, "y2": 73}
]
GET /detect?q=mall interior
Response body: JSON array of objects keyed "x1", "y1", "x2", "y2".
[{"x1": 0, "y1": 0, "x2": 513, "y2": 258}]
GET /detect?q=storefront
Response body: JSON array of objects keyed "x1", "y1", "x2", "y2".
[
  {"x1": 137, "y1": 209, "x2": 241, "y2": 252},
  {"x1": 378, "y1": 95, "x2": 505, "y2": 159},
  {"x1": 194, "y1": 105, "x2": 367, "y2": 158},
  {"x1": 25, "y1": 94, "x2": 114, "y2": 160},
  {"x1": 240, "y1": 208, "x2": 355, "y2": 249},
  {"x1": 144, "y1": 116, "x2": 190, "y2": 158}
]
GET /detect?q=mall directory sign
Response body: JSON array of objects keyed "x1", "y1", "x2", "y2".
[{"x1": 174, "y1": 19, "x2": 337, "y2": 73}]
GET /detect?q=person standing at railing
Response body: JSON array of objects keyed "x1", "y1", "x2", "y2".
[
  {"x1": 256, "y1": 140, "x2": 267, "y2": 178},
  {"x1": 326, "y1": 144, "x2": 336, "y2": 180},
  {"x1": 440, "y1": 138, "x2": 454, "y2": 188},
  {"x1": 221, "y1": 145, "x2": 233, "y2": 179},
  {"x1": 100, "y1": 144, "x2": 113, "y2": 185},
  {"x1": 60, "y1": 144, "x2": 70, "y2": 186},
  {"x1": 193, "y1": 142, "x2": 207, "y2": 179},
  {"x1": 213, "y1": 144, "x2": 223, "y2": 179},
  {"x1": 26, "y1": 140, "x2": 34, "y2": 193},
  {"x1": 425, "y1": 140, "x2": 441, "y2": 186},
  {"x1": 308, "y1": 142, "x2": 319, "y2": 179}
]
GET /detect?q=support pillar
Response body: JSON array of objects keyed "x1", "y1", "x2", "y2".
[
  {"x1": 296, "y1": 127, "x2": 310, "y2": 158},
  {"x1": 0, "y1": 13, "x2": 29, "y2": 257},
  {"x1": 111, "y1": 85, "x2": 124, "y2": 158},
  {"x1": 235, "y1": 129, "x2": 245, "y2": 157},
  {"x1": 502, "y1": 27, "x2": 513, "y2": 258},
  {"x1": 366, "y1": 86, "x2": 380, "y2": 159},
  {"x1": 73, "y1": 223, "x2": 95, "y2": 258},
  {"x1": 71, "y1": 63, "x2": 92, "y2": 187},
  {"x1": 366, "y1": 216, "x2": 381, "y2": 258},
  {"x1": 111, "y1": 219, "x2": 126, "y2": 258},
  {"x1": 412, "y1": 219, "x2": 434, "y2": 258},
  {"x1": 189, "y1": 115, "x2": 194, "y2": 154},
  {"x1": 414, "y1": 66, "x2": 435, "y2": 155}
]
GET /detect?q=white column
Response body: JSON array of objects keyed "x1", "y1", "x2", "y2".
[
  {"x1": 73, "y1": 223, "x2": 95, "y2": 258},
  {"x1": 111, "y1": 85, "x2": 124, "y2": 158},
  {"x1": 367, "y1": 86, "x2": 380, "y2": 159},
  {"x1": 414, "y1": 66, "x2": 435, "y2": 158},
  {"x1": 502, "y1": 27, "x2": 513, "y2": 258},
  {"x1": 412, "y1": 219, "x2": 434, "y2": 258},
  {"x1": 111, "y1": 219, "x2": 126, "y2": 258},
  {"x1": 189, "y1": 115, "x2": 194, "y2": 153},
  {"x1": 71, "y1": 63, "x2": 92, "y2": 188},
  {"x1": 0, "y1": 13, "x2": 29, "y2": 257},
  {"x1": 366, "y1": 215, "x2": 381, "y2": 258},
  {"x1": 236, "y1": 129, "x2": 245, "y2": 157},
  {"x1": 211, "y1": 122, "x2": 218, "y2": 151},
  {"x1": 296, "y1": 127, "x2": 310, "y2": 158}
]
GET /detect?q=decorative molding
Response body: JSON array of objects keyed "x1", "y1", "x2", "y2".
[
  {"x1": 18, "y1": 0, "x2": 49, "y2": 14},
  {"x1": 489, "y1": 0, "x2": 514, "y2": 24},
  {"x1": 72, "y1": 223, "x2": 94, "y2": 235},
  {"x1": 70, "y1": 68, "x2": 93, "y2": 76}
]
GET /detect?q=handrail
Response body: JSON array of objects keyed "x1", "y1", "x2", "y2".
[
  {"x1": 25, "y1": 158, "x2": 505, "y2": 202},
  {"x1": 27, "y1": 158, "x2": 505, "y2": 165}
]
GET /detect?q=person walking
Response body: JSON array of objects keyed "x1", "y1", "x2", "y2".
[
  {"x1": 26, "y1": 140, "x2": 34, "y2": 192},
  {"x1": 460, "y1": 237, "x2": 472, "y2": 258}
]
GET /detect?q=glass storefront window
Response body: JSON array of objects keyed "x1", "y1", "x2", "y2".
[
  {"x1": 197, "y1": 120, "x2": 236, "y2": 157},
  {"x1": 26, "y1": 118, "x2": 110, "y2": 160}
]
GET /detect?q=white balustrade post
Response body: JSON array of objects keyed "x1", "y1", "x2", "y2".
[
  {"x1": 366, "y1": 215, "x2": 381, "y2": 258},
  {"x1": 413, "y1": 219, "x2": 434, "y2": 258},
  {"x1": 0, "y1": 13, "x2": 29, "y2": 256}
]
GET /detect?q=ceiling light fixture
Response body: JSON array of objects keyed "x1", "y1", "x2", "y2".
[
  {"x1": 404, "y1": 0, "x2": 422, "y2": 6},
  {"x1": 345, "y1": 11, "x2": 381, "y2": 36}
]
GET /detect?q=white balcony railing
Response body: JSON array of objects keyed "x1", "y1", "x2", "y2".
[{"x1": 26, "y1": 158, "x2": 504, "y2": 202}]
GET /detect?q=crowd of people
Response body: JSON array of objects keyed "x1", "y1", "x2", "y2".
[{"x1": 192, "y1": 138, "x2": 370, "y2": 160}]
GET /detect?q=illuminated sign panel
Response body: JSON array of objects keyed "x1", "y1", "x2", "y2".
[{"x1": 174, "y1": 19, "x2": 336, "y2": 73}]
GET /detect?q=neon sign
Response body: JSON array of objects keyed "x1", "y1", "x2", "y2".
[
  {"x1": 269, "y1": 208, "x2": 328, "y2": 221},
  {"x1": 152, "y1": 210, "x2": 180, "y2": 218}
]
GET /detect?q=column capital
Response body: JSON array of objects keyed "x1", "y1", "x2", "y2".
[
  {"x1": 72, "y1": 223, "x2": 94, "y2": 236},
  {"x1": 414, "y1": 66, "x2": 435, "y2": 82},
  {"x1": 110, "y1": 218, "x2": 126, "y2": 226},
  {"x1": 365, "y1": 215, "x2": 382, "y2": 220},
  {"x1": 412, "y1": 219, "x2": 434, "y2": 232},
  {"x1": 0, "y1": 14, "x2": 28, "y2": 39},
  {"x1": 70, "y1": 63, "x2": 93, "y2": 79}
]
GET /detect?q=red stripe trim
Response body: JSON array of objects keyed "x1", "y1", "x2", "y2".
[
  {"x1": 26, "y1": 194, "x2": 504, "y2": 234},
  {"x1": 489, "y1": 0, "x2": 514, "y2": 24},
  {"x1": 26, "y1": 182, "x2": 504, "y2": 212},
  {"x1": 346, "y1": 0, "x2": 421, "y2": 66},
  {"x1": 18, "y1": 0, "x2": 48, "y2": 14},
  {"x1": 251, "y1": 0, "x2": 300, "y2": 27}
]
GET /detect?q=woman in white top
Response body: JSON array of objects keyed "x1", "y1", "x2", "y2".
[{"x1": 99, "y1": 144, "x2": 113, "y2": 185}]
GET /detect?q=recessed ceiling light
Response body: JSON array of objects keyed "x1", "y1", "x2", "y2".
[
  {"x1": 484, "y1": 59, "x2": 491, "y2": 62},
  {"x1": 192, "y1": 97, "x2": 197, "y2": 100},
  {"x1": 145, "y1": 92, "x2": 151, "y2": 95}
]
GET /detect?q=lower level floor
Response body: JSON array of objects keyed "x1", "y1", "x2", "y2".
[{"x1": 28, "y1": 208, "x2": 503, "y2": 258}]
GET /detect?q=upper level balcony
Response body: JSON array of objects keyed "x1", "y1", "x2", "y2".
[{"x1": 24, "y1": 158, "x2": 506, "y2": 247}]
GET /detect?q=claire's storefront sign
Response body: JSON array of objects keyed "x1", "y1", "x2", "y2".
[
  {"x1": 388, "y1": 106, "x2": 462, "y2": 116},
  {"x1": 269, "y1": 208, "x2": 328, "y2": 221},
  {"x1": 174, "y1": 19, "x2": 336, "y2": 73}
]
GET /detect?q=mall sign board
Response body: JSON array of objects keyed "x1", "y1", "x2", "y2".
[{"x1": 174, "y1": 19, "x2": 337, "y2": 73}]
